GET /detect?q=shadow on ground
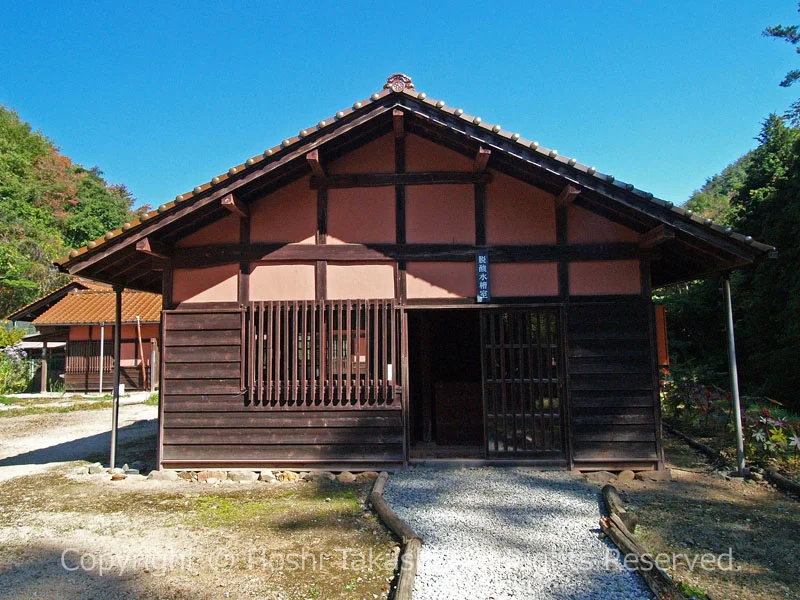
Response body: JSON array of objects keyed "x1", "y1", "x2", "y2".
[{"x1": 0, "y1": 419, "x2": 157, "y2": 469}]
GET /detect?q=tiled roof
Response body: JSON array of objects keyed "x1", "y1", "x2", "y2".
[
  {"x1": 55, "y1": 73, "x2": 776, "y2": 267},
  {"x1": 6, "y1": 278, "x2": 111, "y2": 321},
  {"x1": 33, "y1": 289, "x2": 162, "y2": 325}
]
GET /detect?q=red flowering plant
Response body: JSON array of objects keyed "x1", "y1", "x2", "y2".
[{"x1": 659, "y1": 368, "x2": 731, "y2": 434}]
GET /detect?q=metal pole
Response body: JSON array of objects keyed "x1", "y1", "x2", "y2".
[
  {"x1": 110, "y1": 288, "x2": 122, "y2": 469},
  {"x1": 99, "y1": 323, "x2": 105, "y2": 394},
  {"x1": 723, "y1": 274, "x2": 746, "y2": 476}
]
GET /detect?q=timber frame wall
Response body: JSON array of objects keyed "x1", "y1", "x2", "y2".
[{"x1": 156, "y1": 108, "x2": 665, "y2": 471}]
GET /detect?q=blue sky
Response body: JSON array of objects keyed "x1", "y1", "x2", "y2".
[{"x1": 1, "y1": 2, "x2": 798, "y2": 210}]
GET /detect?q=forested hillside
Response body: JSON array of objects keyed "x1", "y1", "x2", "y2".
[
  {"x1": 660, "y1": 115, "x2": 800, "y2": 412},
  {"x1": 0, "y1": 106, "x2": 142, "y2": 317}
]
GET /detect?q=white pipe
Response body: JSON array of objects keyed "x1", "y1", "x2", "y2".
[
  {"x1": 99, "y1": 323, "x2": 105, "y2": 394},
  {"x1": 723, "y1": 274, "x2": 746, "y2": 476}
]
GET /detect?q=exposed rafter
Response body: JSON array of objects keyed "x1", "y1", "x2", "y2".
[
  {"x1": 135, "y1": 237, "x2": 170, "y2": 260},
  {"x1": 221, "y1": 193, "x2": 249, "y2": 219},
  {"x1": 555, "y1": 184, "x2": 580, "y2": 209},
  {"x1": 640, "y1": 225, "x2": 676, "y2": 249},
  {"x1": 393, "y1": 109, "x2": 405, "y2": 139},
  {"x1": 473, "y1": 146, "x2": 491, "y2": 173},
  {"x1": 305, "y1": 149, "x2": 325, "y2": 178}
]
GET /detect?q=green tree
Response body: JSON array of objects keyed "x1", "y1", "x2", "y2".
[
  {"x1": 0, "y1": 105, "x2": 136, "y2": 317},
  {"x1": 661, "y1": 116, "x2": 800, "y2": 411},
  {"x1": 764, "y1": 4, "x2": 800, "y2": 123}
]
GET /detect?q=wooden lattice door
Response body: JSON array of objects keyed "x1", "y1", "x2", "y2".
[{"x1": 481, "y1": 308, "x2": 567, "y2": 458}]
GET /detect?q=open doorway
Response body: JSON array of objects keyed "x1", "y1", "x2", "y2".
[{"x1": 407, "y1": 309, "x2": 484, "y2": 459}]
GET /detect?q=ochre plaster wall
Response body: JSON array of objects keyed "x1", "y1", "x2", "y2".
[
  {"x1": 490, "y1": 263, "x2": 559, "y2": 297},
  {"x1": 406, "y1": 262, "x2": 476, "y2": 299},
  {"x1": 173, "y1": 264, "x2": 238, "y2": 303},
  {"x1": 250, "y1": 262, "x2": 316, "y2": 301},
  {"x1": 570, "y1": 260, "x2": 641, "y2": 295},
  {"x1": 327, "y1": 263, "x2": 395, "y2": 300}
]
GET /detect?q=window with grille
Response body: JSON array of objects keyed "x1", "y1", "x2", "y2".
[{"x1": 247, "y1": 300, "x2": 402, "y2": 409}]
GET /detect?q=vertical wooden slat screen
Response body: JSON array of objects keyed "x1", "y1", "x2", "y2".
[
  {"x1": 482, "y1": 308, "x2": 565, "y2": 457},
  {"x1": 249, "y1": 300, "x2": 401, "y2": 410}
]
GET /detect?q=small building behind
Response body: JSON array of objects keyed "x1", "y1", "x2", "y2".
[{"x1": 8, "y1": 281, "x2": 161, "y2": 392}]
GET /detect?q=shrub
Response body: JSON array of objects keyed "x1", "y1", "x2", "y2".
[{"x1": 0, "y1": 345, "x2": 32, "y2": 393}]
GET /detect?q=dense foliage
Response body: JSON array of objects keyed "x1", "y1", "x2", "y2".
[
  {"x1": 0, "y1": 106, "x2": 137, "y2": 317},
  {"x1": 659, "y1": 116, "x2": 800, "y2": 412}
]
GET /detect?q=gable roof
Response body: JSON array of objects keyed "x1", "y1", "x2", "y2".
[
  {"x1": 32, "y1": 288, "x2": 161, "y2": 326},
  {"x1": 7, "y1": 278, "x2": 109, "y2": 322},
  {"x1": 55, "y1": 73, "x2": 775, "y2": 291}
]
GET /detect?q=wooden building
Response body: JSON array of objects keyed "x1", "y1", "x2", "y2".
[
  {"x1": 54, "y1": 74, "x2": 774, "y2": 471},
  {"x1": 8, "y1": 281, "x2": 160, "y2": 392}
]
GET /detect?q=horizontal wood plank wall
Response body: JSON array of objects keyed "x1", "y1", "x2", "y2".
[
  {"x1": 160, "y1": 305, "x2": 403, "y2": 469},
  {"x1": 567, "y1": 298, "x2": 660, "y2": 469},
  {"x1": 64, "y1": 367, "x2": 149, "y2": 392}
]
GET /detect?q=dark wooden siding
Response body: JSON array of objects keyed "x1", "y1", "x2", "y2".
[
  {"x1": 160, "y1": 306, "x2": 404, "y2": 469},
  {"x1": 567, "y1": 298, "x2": 662, "y2": 469},
  {"x1": 65, "y1": 367, "x2": 150, "y2": 392}
]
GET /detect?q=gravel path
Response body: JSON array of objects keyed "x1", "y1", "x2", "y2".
[
  {"x1": 0, "y1": 403, "x2": 157, "y2": 483},
  {"x1": 384, "y1": 467, "x2": 653, "y2": 600}
]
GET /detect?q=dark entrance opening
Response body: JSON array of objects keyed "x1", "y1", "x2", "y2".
[{"x1": 408, "y1": 309, "x2": 484, "y2": 459}]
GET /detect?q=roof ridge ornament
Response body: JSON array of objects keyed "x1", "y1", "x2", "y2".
[{"x1": 384, "y1": 73, "x2": 413, "y2": 92}]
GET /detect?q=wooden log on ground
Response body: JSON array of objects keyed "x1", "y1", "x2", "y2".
[
  {"x1": 663, "y1": 423, "x2": 724, "y2": 463},
  {"x1": 600, "y1": 514, "x2": 683, "y2": 600},
  {"x1": 369, "y1": 471, "x2": 422, "y2": 600},
  {"x1": 766, "y1": 470, "x2": 800, "y2": 498},
  {"x1": 396, "y1": 538, "x2": 421, "y2": 600},
  {"x1": 602, "y1": 484, "x2": 638, "y2": 533}
]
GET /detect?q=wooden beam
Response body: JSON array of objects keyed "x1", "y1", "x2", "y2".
[
  {"x1": 221, "y1": 193, "x2": 249, "y2": 218},
  {"x1": 306, "y1": 149, "x2": 326, "y2": 178},
  {"x1": 172, "y1": 242, "x2": 641, "y2": 268},
  {"x1": 555, "y1": 184, "x2": 580, "y2": 209},
  {"x1": 474, "y1": 183, "x2": 486, "y2": 246},
  {"x1": 393, "y1": 109, "x2": 405, "y2": 139},
  {"x1": 310, "y1": 171, "x2": 492, "y2": 190},
  {"x1": 640, "y1": 225, "x2": 675, "y2": 249},
  {"x1": 473, "y1": 146, "x2": 491, "y2": 173},
  {"x1": 135, "y1": 237, "x2": 170, "y2": 259}
]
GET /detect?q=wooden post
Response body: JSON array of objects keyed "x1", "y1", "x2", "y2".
[
  {"x1": 40, "y1": 340, "x2": 48, "y2": 393},
  {"x1": 136, "y1": 316, "x2": 146, "y2": 390},
  {"x1": 110, "y1": 286, "x2": 122, "y2": 469},
  {"x1": 723, "y1": 273, "x2": 746, "y2": 476},
  {"x1": 421, "y1": 322, "x2": 432, "y2": 443}
]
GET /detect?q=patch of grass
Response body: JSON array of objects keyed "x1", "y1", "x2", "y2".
[
  {"x1": 0, "y1": 400, "x2": 113, "y2": 418},
  {"x1": 144, "y1": 392, "x2": 159, "y2": 406},
  {"x1": 0, "y1": 396, "x2": 16, "y2": 405},
  {"x1": 192, "y1": 487, "x2": 361, "y2": 528},
  {"x1": 678, "y1": 581, "x2": 710, "y2": 599}
]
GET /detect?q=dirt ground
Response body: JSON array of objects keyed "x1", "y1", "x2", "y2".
[
  {"x1": 0, "y1": 407, "x2": 396, "y2": 599},
  {"x1": 614, "y1": 436, "x2": 800, "y2": 600},
  {"x1": 0, "y1": 469, "x2": 397, "y2": 600}
]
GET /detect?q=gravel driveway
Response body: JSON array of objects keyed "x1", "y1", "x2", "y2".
[
  {"x1": 0, "y1": 403, "x2": 157, "y2": 483},
  {"x1": 384, "y1": 468, "x2": 653, "y2": 600}
]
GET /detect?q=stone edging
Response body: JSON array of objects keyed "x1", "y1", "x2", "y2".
[
  {"x1": 665, "y1": 423, "x2": 800, "y2": 499},
  {"x1": 764, "y1": 469, "x2": 800, "y2": 498},
  {"x1": 369, "y1": 472, "x2": 422, "y2": 600},
  {"x1": 599, "y1": 484, "x2": 683, "y2": 600},
  {"x1": 663, "y1": 422, "x2": 724, "y2": 463}
]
